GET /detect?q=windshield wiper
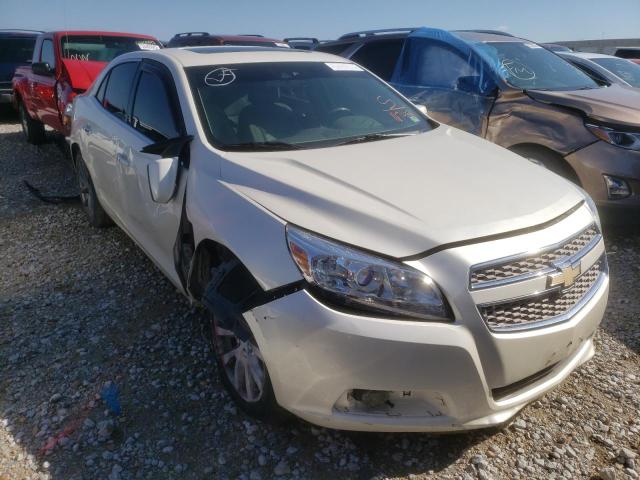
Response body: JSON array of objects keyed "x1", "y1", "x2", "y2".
[
  {"x1": 334, "y1": 132, "x2": 416, "y2": 147},
  {"x1": 223, "y1": 141, "x2": 302, "y2": 151}
]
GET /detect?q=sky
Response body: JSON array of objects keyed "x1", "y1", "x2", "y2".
[{"x1": 2, "y1": 0, "x2": 640, "y2": 43}]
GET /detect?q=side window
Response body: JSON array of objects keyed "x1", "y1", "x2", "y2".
[
  {"x1": 413, "y1": 42, "x2": 483, "y2": 92},
  {"x1": 131, "y1": 70, "x2": 180, "y2": 142},
  {"x1": 351, "y1": 39, "x2": 404, "y2": 80},
  {"x1": 103, "y1": 62, "x2": 138, "y2": 121},
  {"x1": 95, "y1": 72, "x2": 110, "y2": 103},
  {"x1": 40, "y1": 39, "x2": 55, "y2": 68}
]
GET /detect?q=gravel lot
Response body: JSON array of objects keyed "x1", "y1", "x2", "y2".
[{"x1": 0, "y1": 105, "x2": 638, "y2": 480}]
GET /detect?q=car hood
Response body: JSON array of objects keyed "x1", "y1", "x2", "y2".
[
  {"x1": 220, "y1": 126, "x2": 585, "y2": 259},
  {"x1": 528, "y1": 85, "x2": 640, "y2": 128},
  {"x1": 61, "y1": 59, "x2": 107, "y2": 91}
]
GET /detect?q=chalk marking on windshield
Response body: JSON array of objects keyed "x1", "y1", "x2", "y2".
[
  {"x1": 138, "y1": 42, "x2": 160, "y2": 51},
  {"x1": 501, "y1": 59, "x2": 536, "y2": 80},
  {"x1": 376, "y1": 96, "x2": 420, "y2": 123},
  {"x1": 68, "y1": 53, "x2": 90, "y2": 61},
  {"x1": 205, "y1": 67, "x2": 237, "y2": 86}
]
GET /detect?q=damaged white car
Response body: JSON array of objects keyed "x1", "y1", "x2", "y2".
[{"x1": 68, "y1": 47, "x2": 608, "y2": 432}]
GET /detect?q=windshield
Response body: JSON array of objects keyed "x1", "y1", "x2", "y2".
[
  {"x1": 60, "y1": 35, "x2": 161, "y2": 62},
  {"x1": 476, "y1": 41, "x2": 599, "y2": 91},
  {"x1": 0, "y1": 37, "x2": 36, "y2": 63},
  {"x1": 186, "y1": 61, "x2": 432, "y2": 151},
  {"x1": 591, "y1": 57, "x2": 640, "y2": 88}
]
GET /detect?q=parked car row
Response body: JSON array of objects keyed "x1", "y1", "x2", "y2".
[{"x1": 0, "y1": 24, "x2": 626, "y2": 432}]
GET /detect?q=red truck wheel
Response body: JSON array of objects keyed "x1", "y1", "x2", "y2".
[{"x1": 19, "y1": 102, "x2": 46, "y2": 145}]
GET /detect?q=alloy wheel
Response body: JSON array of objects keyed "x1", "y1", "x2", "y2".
[{"x1": 212, "y1": 320, "x2": 266, "y2": 403}]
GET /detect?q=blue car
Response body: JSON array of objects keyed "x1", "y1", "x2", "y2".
[{"x1": 0, "y1": 30, "x2": 41, "y2": 104}]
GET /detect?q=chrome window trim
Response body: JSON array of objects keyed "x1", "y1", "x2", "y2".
[{"x1": 469, "y1": 225, "x2": 601, "y2": 291}]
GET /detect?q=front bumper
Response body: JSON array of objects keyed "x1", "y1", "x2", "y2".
[
  {"x1": 566, "y1": 140, "x2": 640, "y2": 215},
  {"x1": 246, "y1": 205, "x2": 608, "y2": 432}
]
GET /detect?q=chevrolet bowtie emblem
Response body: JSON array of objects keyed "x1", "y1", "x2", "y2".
[{"x1": 547, "y1": 260, "x2": 582, "y2": 289}]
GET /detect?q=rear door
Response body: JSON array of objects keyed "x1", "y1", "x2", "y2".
[
  {"x1": 114, "y1": 60, "x2": 186, "y2": 280},
  {"x1": 83, "y1": 61, "x2": 139, "y2": 221}
]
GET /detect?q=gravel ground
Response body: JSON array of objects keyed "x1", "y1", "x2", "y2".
[{"x1": 0, "y1": 106, "x2": 638, "y2": 480}]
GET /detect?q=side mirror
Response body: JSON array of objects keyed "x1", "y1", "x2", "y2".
[
  {"x1": 147, "y1": 156, "x2": 179, "y2": 203},
  {"x1": 414, "y1": 103, "x2": 429, "y2": 116},
  {"x1": 141, "y1": 135, "x2": 193, "y2": 204},
  {"x1": 32, "y1": 62, "x2": 54, "y2": 76}
]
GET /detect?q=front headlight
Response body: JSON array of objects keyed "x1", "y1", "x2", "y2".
[
  {"x1": 286, "y1": 225, "x2": 451, "y2": 321},
  {"x1": 586, "y1": 123, "x2": 640, "y2": 150}
]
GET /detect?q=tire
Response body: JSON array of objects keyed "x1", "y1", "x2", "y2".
[
  {"x1": 205, "y1": 262, "x2": 283, "y2": 421},
  {"x1": 511, "y1": 146, "x2": 580, "y2": 185},
  {"x1": 19, "y1": 101, "x2": 46, "y2": 145},
  {"x1": 76, "y1": 153, "x2": 112, "y2": 228}
]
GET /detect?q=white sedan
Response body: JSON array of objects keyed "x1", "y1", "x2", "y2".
[{"x1": 68, "y1": 46, "x2": 607, "y2": 431}]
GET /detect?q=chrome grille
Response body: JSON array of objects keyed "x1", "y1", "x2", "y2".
[
  {"x1": 470, "y1": 226, "x2": 599, "y2": 288},
  {"x1": 479, "y1": 259, "x2": 604, "y2": 331}
]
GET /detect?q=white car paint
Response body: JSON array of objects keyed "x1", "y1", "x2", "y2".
[{"x1": 69, "y1": 47, "x2": 608, "y2": 431}]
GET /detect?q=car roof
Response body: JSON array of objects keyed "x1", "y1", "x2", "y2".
[
  {"x1": 454, "y1": 30, "x2": 526, "y2": 43},
  {"x1": 124, "y1": 46, "x2": 348, "y2": 67},
  {"x1": 170, "y1": 32, "x2": 283, "y2": 43},
  {"x1": 560, "y1": 51, "x2": 620, "y2": 60},
  {"x1": 0, "y1": 29, "x2": 42, "y2": 37},
  {"x1": 49, "y1": 30, "x2": 159, "y2": 40}
]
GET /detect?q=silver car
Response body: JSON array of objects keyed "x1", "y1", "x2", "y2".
[{"x1": 559, "y1": 51, "x2": 640, "y2": 89}]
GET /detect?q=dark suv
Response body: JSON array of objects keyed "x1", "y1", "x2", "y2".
[
  {"x1": 167, "y1": 32, "x2": 287, "y2": 48},
  {"x1": 0, "y1": 29, "x2": 40, "y2": 104},
  {"x1": 315, "y1": 28, "x2": 417, "y2": 81}
]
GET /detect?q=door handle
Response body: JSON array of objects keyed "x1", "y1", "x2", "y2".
[
  {"x1": 116, "y1": 153, "x2": 130, "y2": 167},
  {"x1": 83, "y1": 125, "x2": 92, "y2": 135}
]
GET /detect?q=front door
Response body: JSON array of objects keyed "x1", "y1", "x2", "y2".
[
  {"x1": 115, "y1": 61, "x2": 187, "y2": 284},
  {"x1": 31, "y1": 36, "x2": 61, "y2": 130}
]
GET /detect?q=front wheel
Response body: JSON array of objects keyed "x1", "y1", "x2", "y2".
[
  {"x1": 204, "y1": 261, "x2": 283, "y2": 421},
  {"x1": 209, "y1": 310, "x2": 281, "y2": 419},
  {"x1": 19, "y1": 101, "x2": 46, "y2": 145}
]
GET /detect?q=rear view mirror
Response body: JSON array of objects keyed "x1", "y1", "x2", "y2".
[
  {"x1": 32, "y1": 62, "x2": 54, "y2": 76},
  {"x1": 414, "y1": 104, "x2": 429, "y2": 116},
  {"x1": 147, "y1": 156, "x2": 179, "y2": 203}
]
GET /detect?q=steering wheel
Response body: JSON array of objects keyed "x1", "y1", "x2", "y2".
[{"x1": 327, "y1": 107, "x2": 352, "y2": 124}]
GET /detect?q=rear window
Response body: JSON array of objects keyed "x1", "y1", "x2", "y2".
[
  {"x1": 0, "y1": 37, "x2": 36, "y2": 63},
  {"x1": 615, "y1": 49, "x2": 640, "y2": 59},
  {"x1": 315, "y1": 43, "x2": 353, "y2": 56},
  {"x1": 351, "y1": 39, "x2": 404, "y2": 80},
  {"x1": 60, "y1": 35, "x2": 161, "y2": 62}
]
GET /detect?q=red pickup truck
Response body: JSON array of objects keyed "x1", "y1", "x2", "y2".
[{"x1": 13, "y1": 31, "x2": 161, "y2": 142}]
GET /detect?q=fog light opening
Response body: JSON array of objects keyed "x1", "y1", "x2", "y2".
[
  {"x1": 351, "y1": 389, "x2": 395, "y2": 409},
  {"x1": 603, "y1": 175, "x2": 631, "y2": 200}
]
